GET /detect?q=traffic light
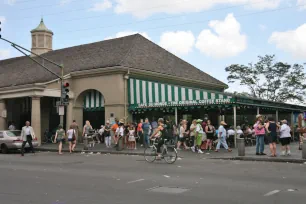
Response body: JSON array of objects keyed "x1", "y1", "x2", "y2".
[{"x1": 61, "y1": 82, "x2": 69, "y2": 104}]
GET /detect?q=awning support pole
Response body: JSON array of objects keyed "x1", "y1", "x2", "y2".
[
  {"x1": 234, "y1": 105, "x2": 237, "y2": 148},
  {"x1": 257, "y1": 107, "x2": 260, "y2": 115},
  {"x1": 175, "y1": 107, "x2": 178, "y2": 126}
]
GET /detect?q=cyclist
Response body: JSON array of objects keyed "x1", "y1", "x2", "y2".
[{"x1": 150, "y1": 118, "x2": 166, "y2": 159}]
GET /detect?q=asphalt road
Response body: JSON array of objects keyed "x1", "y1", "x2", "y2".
[{"x1": 0, "y1": 152, "x2": 305, "y2": 204}]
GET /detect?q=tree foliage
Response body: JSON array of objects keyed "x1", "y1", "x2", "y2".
[{"x1": 225, "y1": 55, "x2": 306, "y2": 103}]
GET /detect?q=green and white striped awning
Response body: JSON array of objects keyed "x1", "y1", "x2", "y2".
[
  {"x1": 128, "y1": 78, "x2": 234, "y2": 110},
  {"x1": 84, "y1": 90, "x2": 105, "y2": 111}
]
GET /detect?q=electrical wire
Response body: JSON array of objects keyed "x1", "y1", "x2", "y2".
[{"x1": 55, "y1": 4, "x2": 304, "y2": 35}]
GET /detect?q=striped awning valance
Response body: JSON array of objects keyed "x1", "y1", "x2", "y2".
[
  {"x1": 83, "y1": 90, "x2": 105, "y2": 111},
  {"x1": 129, "y1": 78, "x2": 234, "y2": 110}
]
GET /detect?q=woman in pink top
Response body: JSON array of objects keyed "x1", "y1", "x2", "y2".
[{"x1": 254, "y1": 115, "x2": 266, "y2": 156}]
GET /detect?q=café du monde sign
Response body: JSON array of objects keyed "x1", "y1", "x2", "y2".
[{"x1": 136, "y1": 98, "x2": 234, "y2": 108}]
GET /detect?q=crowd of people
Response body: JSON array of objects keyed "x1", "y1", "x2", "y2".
[{"x1": 24, "y1": 114, "x2": 293, "y2": 157}]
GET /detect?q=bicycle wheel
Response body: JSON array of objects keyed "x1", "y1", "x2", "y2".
[
  {"x1": 144, "y1": 146, "x2": 157, "y2": 163},
  {"x1": 163, "y1": 147, "x2": 177, "y2": 164}
]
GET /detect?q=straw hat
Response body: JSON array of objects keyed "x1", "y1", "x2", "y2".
[
  {"x1": 220, "y1": 121, "x2": 227, "y2": 126},
  {"x1": 106, "y1": 120, "x2": 110, "y2": 124},
  {"x1": 256, "y1": 114, "x2": 262, "y2": 119},
  {"x1": 282, "y1": 119, "x2": 287, "y2": 124},
  {"x1": 119, "y1": 119, "x2": 124, "y2": 124}
]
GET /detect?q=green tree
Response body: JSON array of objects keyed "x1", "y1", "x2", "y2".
[{"x1": 225, "y1": 55, "x2": 306, "y2": 103}]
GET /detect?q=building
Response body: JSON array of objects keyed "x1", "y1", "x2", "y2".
[{"x1": 0, "y1": 19, "x2": 305, "y2": 145}]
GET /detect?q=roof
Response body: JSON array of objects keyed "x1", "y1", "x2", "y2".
[
  {"x1": 31, "y1": 18, "x2": 53, "y2": 34},
  {"x1": 0, "y1": 34, "x2": 227, "y2": 89}
]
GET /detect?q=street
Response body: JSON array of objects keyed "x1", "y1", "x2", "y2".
[{"x1": 0, "y1": 152, "x2": 305, "y2": 204}]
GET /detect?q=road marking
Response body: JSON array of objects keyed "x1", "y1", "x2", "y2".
[
  {"x1": 127, "y1": 179, "x2": 145, "y2": 184},
  {"x1": 264, "y1": 190, "x2": 280, "y2": 196},
  {"x1": 164, "y1": 175, "x2": 170, "y2": 178}
]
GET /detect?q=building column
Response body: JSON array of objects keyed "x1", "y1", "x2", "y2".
[
  {"x1": 175, "y1": 107, "x2": 178, "y2": 125},
  {"x1": 66, "y1": 99, "x2": 73, "y2": 131},
  {"x1": 233, "y1": 105, "x2": 237, "y2": 148},
  {"x1": 0, "y1": 100, "x2": 7, "y2": 130},
  {"x1": 276, "y1": 110, "x2": 279, "y2": 122},
  {"x1": 291, "y1": 112, "x2": 295, "y2": 141},
  {"x1": 257, "y1": 107, "x2": 260, "y2": 115},
  {"x1": 31, "y1": 96, "x2": 41, "y2": 146}
]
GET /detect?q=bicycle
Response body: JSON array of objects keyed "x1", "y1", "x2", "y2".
[{"x1": 144, "y1": 138, "x2": 178, "y2": 164}]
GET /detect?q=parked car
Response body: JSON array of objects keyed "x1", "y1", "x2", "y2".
[{"x1": 0, "y1": 130, "x2": 39, "y2": 154}]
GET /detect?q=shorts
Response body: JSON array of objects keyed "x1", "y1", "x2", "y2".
[
  {"x1": 129, "y1": 136, "x2": 135, "y2": 142},
  {"x1": 267, "y1": 133, "x2": 277, "y2": 144},
  {"x1": 280, "y1": 137, "x2": 291, "y2": 146},
  {"x1": 68, "y1": 138, "x2": 75, "y2": 142},
  {"x1": 179, "y1": 137, "x2": 185, "y2": 142},
  {"x1": 57, "y1": 138, "x2": 65, "y2": 143}
]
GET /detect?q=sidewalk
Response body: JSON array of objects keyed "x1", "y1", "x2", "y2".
[{"x1": 37, "y1": 142, "x2": 306, "y2": 163}]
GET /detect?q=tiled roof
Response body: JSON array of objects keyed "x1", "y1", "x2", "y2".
[{"x1": 0, "y1": 34, "x2": 227, "y2": 89}]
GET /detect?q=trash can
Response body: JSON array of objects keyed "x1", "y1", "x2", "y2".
[
  {"x1": 116, "y1": 136, "x2": 123, "y2": 151},
  {"x1": 302, "y1": 138, "x2": 306, "y2": 159},
  {"x1": 83, "y1": 134, "x2": 88, "y2": 150},
  {"x1": 237, "y1": 138, "x2": 245, "y2": 156}
]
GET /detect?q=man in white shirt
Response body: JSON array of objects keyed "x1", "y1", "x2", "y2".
[
  {"x1": 20, "y1": 121, "x2": 36, "y2": 156},
  {"x1": 279, "y1": 120, "x2": 291, "y2": 156}
]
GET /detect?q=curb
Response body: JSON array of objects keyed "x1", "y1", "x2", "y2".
[
  {"x1": 210, "y1": 156, "x2": 306, "y2": 164},
  {"x1": 36, "y1": 148, "x2": 145, "y2": 156}
]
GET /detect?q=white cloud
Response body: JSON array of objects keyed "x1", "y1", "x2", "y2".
[
  {"x1": 0, "y1": 50, "x2": 10, "y2": 60},
  {"x1": 89, "y1": 0, "x2": 112, "y2": 12},
  {"x1": 269, "y1": 24, "x2": 306, "y2": 59},
  {"x1": 297, "y1": 0, "x2": 306, "y2": 10},
  {"x1": 114, "y1": 0, "x2": 283, "y2": 18},
  {"x1": 5, "y1": 0, "x2": 16, "y2": 5},
  {"x1": 159, "y1": 31, "x2": 195, "y2": 55},
  {"x1": 259, "y1": 24, "x2": 267, "y2": 31},
  {"x1": 0, "y1": 16, "x2": 6, "y2": 24},
  {"x1": 195, "y1": 13, "x2": 247, "y2": 59},
  {"x1": 105, "y1": 31, "x2": 151, "y2": 40},
  {"x1": 60, "y1": 0, "x2": 72, "y2": 5}
]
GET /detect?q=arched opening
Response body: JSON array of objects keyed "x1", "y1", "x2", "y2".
[{"x1": 79, "y1": 89, "x2": 105, "y2": 129}]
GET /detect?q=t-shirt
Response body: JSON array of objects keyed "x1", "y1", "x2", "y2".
[
  {"x1": 112, "y1": 123, "x2": 119, "y2": 133},
  {"x1": 179, "y1": 126, "x2": 185, "y2": 138},
  {"x1": 67, "y1": 129, "x2": 75, "y2": 139},
  {"x1": 137, "y1": 123, "x2": 143, "y2": 132},
  {"x1": 142, "y1": 123, "x2": 151, "y2": 134},
  {"x1": 280, "y1": 124, "x2": 291, "y2": 138},
  {"x1": 116, "y1": 126, "x2": 124, "y2": 137},
  {"x1": 151, "y1": 121, "x2": 158, "y2": 129},
  {"x1": 218, "y1": 125, "x2": 226, "y2": 138},
  {"x1": 196, "y1": 124, "x2": 204, "y2": 134},
  {"x1": 227, "y1": 129, "x2": 235, "y2": 136},
  {"x1": 57, "y1": 129, "x2": 65, "y2": 140},
  {"x1": 237, "y1": 130, "x2": 244, "y2": 137},
  {"x1": 190, "y1": 124, "x2": 196, "y2": 136}
]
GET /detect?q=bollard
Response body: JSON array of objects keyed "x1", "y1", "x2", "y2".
[
  {"x1": 302, "y1": 138, "x2": 306, "y2": 159},
  {"x1": 237, "y1": 138, "x2": 245, "y2": 156},
  {"x1": 83, "y1": 134, "x2": 88, "y2": 150}
]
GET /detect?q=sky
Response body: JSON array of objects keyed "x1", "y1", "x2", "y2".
[{"x1": 0, "y1": 0, "x2": 306, "y2": 93}]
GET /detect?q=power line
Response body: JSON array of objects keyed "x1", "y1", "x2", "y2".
[
  {"x1": 10, "y1": 0, "x2": 265, "y2": 21},
  {"x1": 62, "y1": 0, "x2": 267, "y2": 23},
  {"x1": 55, "y1": 4, "x2": 304, "y2": 36}
]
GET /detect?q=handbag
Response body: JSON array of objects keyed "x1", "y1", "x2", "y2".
[{"x1": 72, "y1": 130, "x2": 76, "y2": 141}]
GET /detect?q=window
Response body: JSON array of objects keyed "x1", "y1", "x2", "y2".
[
  {"x1": 6, "y1": 131, "x2": 21, "y2": 137},
  {"x1": 0, "y1": 132, "x2": 3, "y2": 138}
]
